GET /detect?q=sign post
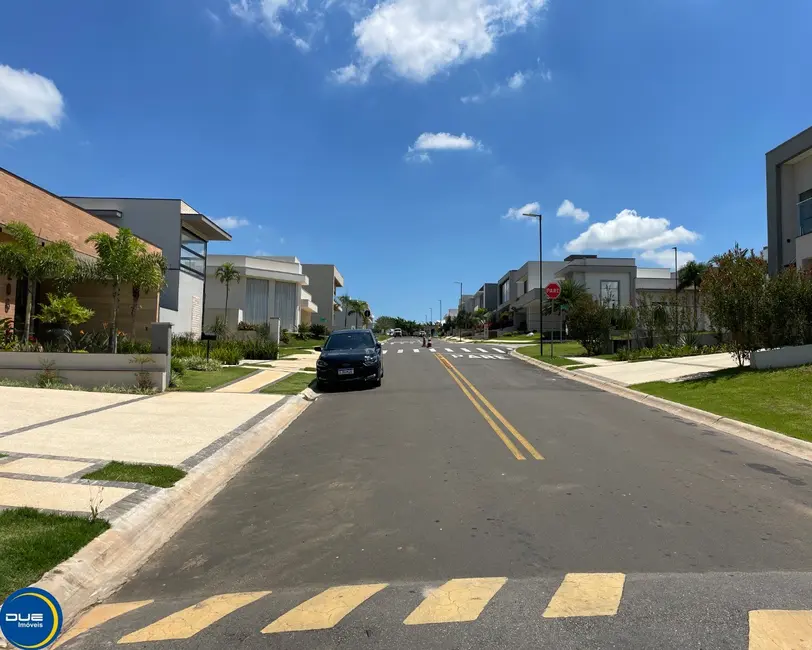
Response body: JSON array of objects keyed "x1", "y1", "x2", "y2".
[{"x1": 545, "y1": 283, "x2": 562, "y2": 358}]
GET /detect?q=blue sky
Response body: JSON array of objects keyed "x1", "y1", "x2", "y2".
[{"x1": 1, "y1": 0, "x2": 811, "y2": 322}]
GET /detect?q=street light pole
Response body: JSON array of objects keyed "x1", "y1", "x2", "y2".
[
  {"x1": 429, "y1": 307, "x2": 433, "y2": 335},
  {"x1": 454, "y1": 281, "x2": 463, "y2": 341},
  {"x1": 523, "y1": 211, "x2": 544, "y2": 360},
  {"x1": 673, "y1": 246, "x2": 679, "y2": 340},
  {"x1": 439, "y1": 299, "x2": 443, "y2": 334}
]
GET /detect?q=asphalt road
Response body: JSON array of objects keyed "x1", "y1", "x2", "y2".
[{"x1": 61, "y1": 337, "x2": 812, "y2": 649}]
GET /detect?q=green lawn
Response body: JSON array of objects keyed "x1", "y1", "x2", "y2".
[
  {"x1": 173, "y1": 367, "x2": 256, "y2": 392},
  {"x1": 83, "y1": 461, "x2": 186, "y2": 488},
  {"x1": 280, "y1": 337, "x2": 327, "y2": 350},
  {"x1": 633, "y1": 365, "x2": 812, "y2": 442},
  {"x1": 260, "y1": 372, "x2": 316, "y2": 395},
  {"x1": 517, "y1": 345, "x2": 586, "y2": 368},
  {"x1": 0, "y1": 508, "x2": 110, "y2": 600}
]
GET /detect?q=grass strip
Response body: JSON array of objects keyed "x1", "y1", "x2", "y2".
[{"x1": 83, "y1": 461, "x2": 186, "y2": 488}]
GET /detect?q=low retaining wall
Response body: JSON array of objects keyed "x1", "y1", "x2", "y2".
[
  {"x1": 751, "y1": 343, "x2": 812, "y2": 370},
  {"x1": 0, "y1": 352, "x2": 168, "y2": 391}
]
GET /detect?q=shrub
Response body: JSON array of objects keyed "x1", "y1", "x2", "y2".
[
  {"x1": 297, "y1": 322, "x2": 311, "y2": 340},
  {"x1": 212, "y1": 346, "x2": 242, "y2": 365},
  {"x1": 280, "y1": 328, "x2": 290, "y2": 344},
  {"x1": 36, "y1": 293, "x2": 94, "y2": 327},
  {"x1": 171, "y1": 355, "x2": 187, "y2": 376},
  {"x1": 240, "y1": 339, "x2": 278, "y2": 360},
  {"x1": 182, "y1": 355, "x2": 221, "y2": 372},
  {"x1": 237, "y1": 321, "x2": 257, "y2": 331},
  {"x1": 310, "y1": 323, "x2": 327, "y2": 338},
  {"x1": 117, "y1": 335, "x2": 151, "y2": 354}
]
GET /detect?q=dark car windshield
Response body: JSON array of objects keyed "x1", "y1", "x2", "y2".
[{"x1": 323, "y1": 331, "x2": 376, "y2": 351}]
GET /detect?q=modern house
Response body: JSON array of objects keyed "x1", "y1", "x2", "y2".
[
  {"x1": 204, "y1": 255, "x2": 312, "y2": 332},
  {"x1": 766, "y1": 126, "x2": 812, "y2": 274},
  {"x1": 1, "y1": 168, "x2": 161, "y2": 338},
  {"x1": 458, "y1": 294, "x2": 475, "y2": 314},
  {"x1": 554, "y1": 255, "x2": 637, "y2": 308},
  {"x1": 473, "y1": 283, "x2": 499, "y2": 312},
  {"x1": 65, "y1": 197, "x2": 231, "y2": 337},
  {"x1": 444, "y1": 308, "x2": 458, "y2": 322},
  {"x1": 636, "y1": 267, "x2": 709, "y2": 330},
  {"x1": 302, "y1": 264, "x2": 345, "y2": 330}
]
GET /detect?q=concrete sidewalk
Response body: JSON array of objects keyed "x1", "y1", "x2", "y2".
[
  {"x1": 0, "y1": 387, "x2": 286, "y2": 519},
  {"x1": 576, "y1": 352, "x2": 741, "y2": 386}
]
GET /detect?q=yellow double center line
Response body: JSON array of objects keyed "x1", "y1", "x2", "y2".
[{"x1": 435, "y1": 353, "x2": 543, "y2": 461}]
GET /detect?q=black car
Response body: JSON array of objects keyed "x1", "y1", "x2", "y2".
[{"x1": 315, "y1": 329, "x2": 383, "y2": 389}]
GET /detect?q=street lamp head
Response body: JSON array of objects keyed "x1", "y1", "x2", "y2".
[{"x1": 522, "y1": 212, "x2": 543, "y2": 219}]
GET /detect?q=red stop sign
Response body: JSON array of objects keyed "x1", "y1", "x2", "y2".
[{"x1": 545, "y1": 283, "x2": 561, "y2": 300}]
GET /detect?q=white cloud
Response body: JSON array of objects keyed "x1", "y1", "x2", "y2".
[
  {"x1": 335, "y1": 0, "x2": 549, "y2": 83},
  {"x1": 556, "y1": 199, "x2": 589, "y2": 222},
  {"x1": 502, "y1": 201, "x2": 540, "y2": 221},
  {"x1": 204, "y1": 8, "x2": 223, "y2": 25},
  {"x1": 639, "y1": 248, "x2": 696, "y2": 270},
  {"x1": 565, "y1": 209, "x2": 699, "y2": 253},
  {"x1": 0, "y1": 64, "x2": 64, "y2": 128},
  {"x1": 331, "y1": 63, "x2": 370, "y2": 85},
  {"x1": 507, "y1": 70, "x2": 526, "y2": 90},
  {"x1": 228, "y1": 0, "x2": 310, "y2": 48},
  {"x1": 6, "y1": 127, "x2": 39, "y2": 141},
  {"x1": 214, "y1": 216, "x2": 251, "y2": 229},
  {"x1": 460, "y1": 62, "x2": 550, "y2": 103},
  {"x1": 405, "y1": 132, "x2": 484, "y2": 162}
]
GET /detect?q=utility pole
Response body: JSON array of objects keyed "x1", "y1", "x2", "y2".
[
  {"x1": 454, "y1": 281, "x2": 463, "y2": 341},
  {"x1": 522, "y1": 211, "x2": 544, "y2": 360},
  {"x1": 439, "y1": 299, "x2": 443, "y2": 334}
]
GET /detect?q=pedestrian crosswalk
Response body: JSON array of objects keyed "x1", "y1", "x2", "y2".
[
  {"x1": 381, "y1": 346, "x2": 510, "y2": 358},
  {"x1": 54, "y1": 573, "x2": 809, "y2": 647}
]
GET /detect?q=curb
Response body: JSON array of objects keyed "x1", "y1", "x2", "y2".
[
  {"x1": 31, "y1": 394, "x2": 314, "y2": 631},
  {"x1": 510, "y1": 350, "x2": 812, "y2": 463}
]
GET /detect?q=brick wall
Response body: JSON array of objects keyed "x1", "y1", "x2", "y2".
[{"x1": 0, "y1": 168, "x2": 159, "y2": 255}]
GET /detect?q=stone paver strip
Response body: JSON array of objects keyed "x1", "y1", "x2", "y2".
[
  {"x1": 0, "y1": 457, "x2": 95, "y2": 478},
  {"x1": 0, "y1": 476, "x2": 134, "y2": 513}
]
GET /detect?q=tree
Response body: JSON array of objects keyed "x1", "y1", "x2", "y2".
[
  {"x1": 543, "y1": 279, "x2": 589, "y2": 315},
  {"x1": 338, "y1": 294, "x2": 353, "y2": 328},
  {"x1": 568, "y1": 296, "x2": 612, "y2": 356},
  {"x1": 348, "y1": 299, "x2": 370, "y2": 328},
  {"x1": 701, "y1": 244, "x2": 767, "y2": 366},
  {"x1": 677, "y1": 261, "x2": 709, "y2": 331},
  {"x1": 214, "y1": 262, "x2": 240, "y2": 325},
  {"x1": 130, "y1": 251, "x2": 167, "y2": 337},
  {"x1": 0, "y1": 221, "x2": 76, "y2": 341},
  {"x1": 86, "y1": 228, "x2": 149, "y2": 353}
]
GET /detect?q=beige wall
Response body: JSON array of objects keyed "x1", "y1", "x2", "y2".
[{"x1": 39, "y1": 280, "x2": 160, "y2": 341}]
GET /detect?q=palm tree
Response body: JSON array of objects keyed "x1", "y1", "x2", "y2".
[
  {"x1": 677, "y1": 261, "x2": 709, "y2": 331},
  {"x1": 543, "y1": 278, "x2": 589, "y2": 315},
  {"x1": 0, "y1": 221, "x2": 76, "y2": 341},
  {"x1": 214, "y1": 262, "x2": 241, "y2": 325},
  {"x1": 349, "y1": 299, "x2": 368, "y2": 328},
  {"x1": 130, "y1": 251, "x2": 168, "y2": 337},
  {"x1": 338, "y1": 294, "x2": 353, "y2": 328},
  {"x1": 86, "y1": 228, "x2": 148, "y2": 353}
]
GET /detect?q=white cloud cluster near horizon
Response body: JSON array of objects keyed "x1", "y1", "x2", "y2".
[
  {"x1": 461, "y1": 64, "x2": 551, "y2": 103},
  {"x1": 405, "y1": 132, "x2": 485, "y2": 163},
  {"x1": 214, "y1": 216, "x2": 252, "y2": 229},
  {"x1": 564, "y1": 208, "x2": 699, "y2": 270},
  {"x1": 639, "y1": 248, "x2": 695, "y2": 270},
  {"x1": 0, "y1": 64, "x2": 64, "y2": 140},
  {"x1": 228, "y1": 0, "x2": 312, "y2": 50},
  {"x1": 556, "y1": 199, "x2": 589, "y2": 222},
  {"x1": 502, "y1": 201, "x2": 541, "y2": 221}
]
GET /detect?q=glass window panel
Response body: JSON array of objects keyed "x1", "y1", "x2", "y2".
[
  {"x1": 181, "y1": 229, "x2": 206, "y2": 257},
  {"x1": 799, "y1": 193, "x2": 812, "y2": 236}
]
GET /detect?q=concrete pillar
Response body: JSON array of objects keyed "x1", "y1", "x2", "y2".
[
  {"x1": 151, "y1": 322, "x2": 173, "y2": 391},
  {"x1": 267, "y1": 317, "x2": 281, "y2": 345}
]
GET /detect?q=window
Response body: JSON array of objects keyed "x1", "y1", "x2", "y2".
[
  {"x1": 799, "y1": 189, "x2": 812, "y2": 237},
  {"x1": 600, "y1": 280, "x2": 620, "y2": 307},
  {"x1": 245, "y1": 278, "x2": 269, "y2": 324},
  {"x1": 180, "y1": 228, "x2": 206, "y2": 277},
  {"x1": 500, "y1": 280, "x2": 510, "y2": 304},
  {"x1": 324, "y1": 331, "x2": 375, "y2": 350}
]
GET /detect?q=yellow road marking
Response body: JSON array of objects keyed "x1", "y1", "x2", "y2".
[
  {"x1": 53, "y1": 601, "x2": 153, "y2": 648},
  {"x1": 403, "y1": 577, "x2": 507, "y2": 625},
  {"x1": 436, "y1": 354, "x2": 525, "y2": 460},
  {"x1": 748, "y1": 610, "x2": 812, "y2": 649},
  {"x1": 542, "y1": 573, "x2": 625, "y2": 618},
  {"x1": 118, "y1": 591, "x2": 270, "y2": 643},
  {"x1": 262, "y1": 584, "x2": 387, "y2": 633},
  {"x1": 438, "y1": 354, "x2": 543, "y2": 460}
]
